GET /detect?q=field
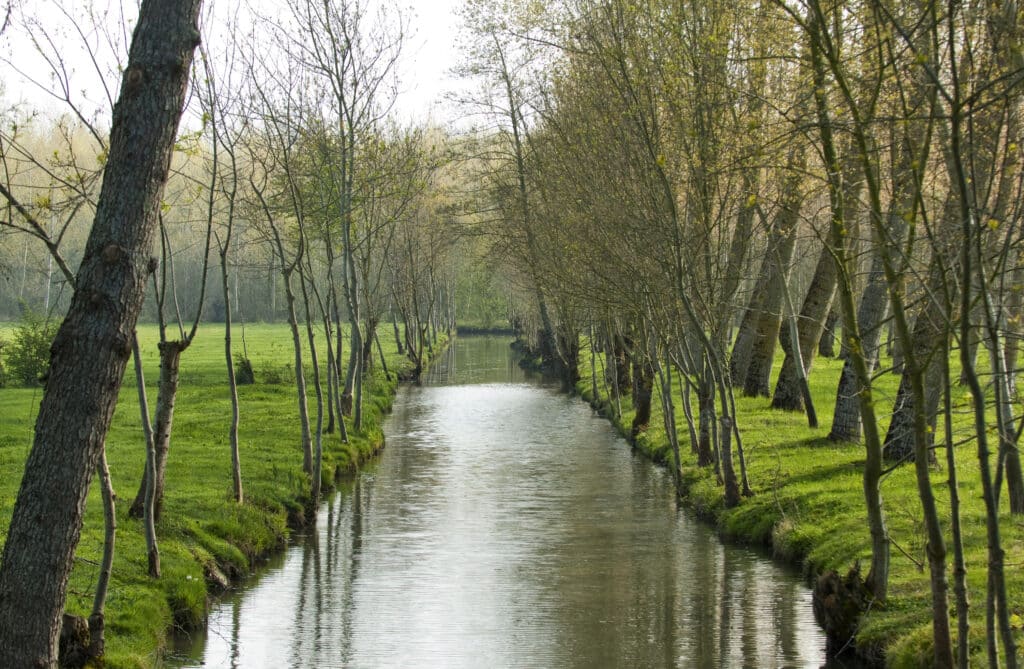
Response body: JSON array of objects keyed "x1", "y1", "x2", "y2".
[
  {"x1": 0, "y1": 321, "x2": 435, "y2": 667},
  {"x1": 569, "y1": 340, "x2": 1024, "y2": 667}
]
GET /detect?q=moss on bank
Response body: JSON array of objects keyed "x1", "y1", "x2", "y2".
[
  {"x1": 0, "y1": 323, "x2": 446, "y2": 668},
  {"x1": 568, "y1": 339, "x2": 1023, "y2": 667}
]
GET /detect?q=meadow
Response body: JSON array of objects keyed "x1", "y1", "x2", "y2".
[
  {"x1": 0, "y1": 321, "x2": 435, "y2": 667},
  {"x1": 568, "y1": 340, "x2": 1024, "y2": 667}
]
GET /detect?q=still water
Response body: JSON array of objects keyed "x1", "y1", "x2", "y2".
[{"x1": 172, "y1": 337, "x2": 828, "y2": 668}]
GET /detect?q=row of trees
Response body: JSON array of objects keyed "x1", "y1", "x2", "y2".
[
  {"x1": 467, "y1": 0, "x2": 1022, "y2": 665},
  {"x1": 0, "y1": 0, "x2": 490, "y2": 665}
]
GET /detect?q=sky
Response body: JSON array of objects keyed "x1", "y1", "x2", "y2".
[
  {"x1": 396, "y1": 0, "x2": 469, "y2": 126},
  {"x1": 1, "y1": 0, "x2": 472, "y2": 129}
]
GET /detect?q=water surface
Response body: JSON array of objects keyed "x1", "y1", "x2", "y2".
[{"x1": 172, "y1": 336, "x2": 828, "y2": 667}]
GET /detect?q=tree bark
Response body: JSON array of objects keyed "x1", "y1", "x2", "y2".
[
  {"x1": 131, "y1": 335, "x2": 160, "y2": 578},
  {"x1": 743, "y1": 146, "x2": 805, "y2": 398},
  {"x1": 772, "y1": 241, "x2": 838, "y2": 411},
  {"x1": 0, "y1": 1, "x2": 201, "y2": 663},
  {"x1": 630, "y1": 354, "x2": 654, "y2": 439},
  {"x1": 818, "y1": 308, "x2": 837, "y2": 357},
  {"x1": 828, "y1": 245, "x2": 892, "y2": 442},
  {"x1": 130, "y1": 339, "x2": 186, "y2": 521}
]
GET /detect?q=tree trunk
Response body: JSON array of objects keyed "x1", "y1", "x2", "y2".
[
  {"x1": 283, "y1": 271, "x2": 314, "y2": 474},
  {"x1": 743, "y1": 146, "x2": 805, "y2": 398},
  {"x1": 130, "y1": 339, "x2": 186, "y2": 521},
  {"x1": 300, "y1": 274, "x2": 324, "y2": 509},
  {"x1": 696, "y1": 370, "x2": 716, "y2": 469},
  {"x1": 0, "y1": 1, "x2": 200, "y2": 662},
  {"x1": 392, "y1": 315, "x2": 404, "y2": 355},
  {"x1": 720, "y1": 415, "x2": 740, "y2": 507},
  {"x1": 828, "y1": 251, "x2": 891, "y2": 442},
  {"x1": 818, "y1": 308, "x2": 837, "y2": 357},
  {"x1": 131, "y1": 336, "x2": 160, "y2": 578},
  {"x1": 221, "y1": 252, "x2": 243, "y2": 504},
  {"x1": 772, "y1": 241, "x2": 838, "y2": 411},
  {"x1": 630, "y1": 354, "x2": 654, "y2": 439},
  {"x1": 88, "y1": 449, "x2": 116, "y2": 662},
  {"x1": 882, "y1": 196, "x2": 959, "y2": 464},
  {"x1": 943, "y1": 352, "x2": 970, "y2": 669},
  {"x1": 809, "y1": 23, "x2": 890, "y2": 601}
]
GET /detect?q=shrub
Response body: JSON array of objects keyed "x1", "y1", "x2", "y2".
[
  {"x1": 0, "y1": 339, "x2": 7, "y2": 387},
  {"x1": 5, "y1": 309, "x2": 59, "y2": 387},
  {"x1": 234, "y1": 353, "x2": 255, "y2": 385}
]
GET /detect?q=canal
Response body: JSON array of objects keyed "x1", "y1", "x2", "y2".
[{"x1": 171, "y1": 336, "x2": 828, "y2": 667}]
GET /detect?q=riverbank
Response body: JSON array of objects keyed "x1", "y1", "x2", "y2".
[
  {"x1": 0, "y1": 323, "x2": 446, "y2": 668},
  {"x1": 558, "y1": 339, "x2": 1023, "y2": 667}
]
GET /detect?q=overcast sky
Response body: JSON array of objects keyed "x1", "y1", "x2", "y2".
[{"x1": 1, "y1": 0, "x2": 471, "y2": 128}]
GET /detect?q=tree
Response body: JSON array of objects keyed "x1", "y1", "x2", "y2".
[{"x1": 0, "y1": 0, "x2": 202, "y2": 664}]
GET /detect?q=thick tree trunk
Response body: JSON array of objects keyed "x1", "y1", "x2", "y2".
[
  {"x1": 883, "y1": 296, "x2": 947, "y2": 463},
  {"x1": 818, "y1": 308, "x2": 837, "y2": 357},
  {"x1": 773, "y1": 241, "x2": 838, "y2": 411},
  {"x1": 0, "y1": 1, "x2": 200, "y2": 663},
  {"x1": 696, "y1": 371, "x2": 717, "y2": 469},
  {"x1": 743, "y1": 147, "x2": 805, "y2": 398},
  {"x1": 828, "y1": 250, "x2": 892, "y2": 442},
  {"x1": 361, "y1": 317, "x2": 378, "y2": 372},
  {"x1": 630, "y1": 355, "x2": 654, "y2": 439}
]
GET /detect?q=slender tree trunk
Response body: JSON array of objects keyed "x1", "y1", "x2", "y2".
[
  {"x1": 679, "y1": 372, "x2": 699, "y2": 456},
  {"x1": 809, "y1": 23, "x2": 890, "y2": 600},
  {"x1": 720, "y1": 415, "x2": 740, "y2": 507},
  {"x1": 375, "y1": 331, "x2": 391, "y2": 382},
  {"x1": 88, "y1": 449, "x2": 115, "y2": 661},
  {"x1": 0, "y1": 1, "x2": 200, "y2": 661},
  {"x1": 131, "y1": 336, "x2": 160, "y2": 579},
  {"x1": 649, "y1": 328, "x2": 681, "y2": 488},
  {"x1": 130, "y1": 339, "x2": 186, "y2": 521},
  {"x1": 392, "y1": 315, "x2": 404, "y2": 355},
  {"x1": 943, "y1": 352, "x2": 970, "y2": 669},
  {"x1": 281, "y1": 268, "x2": 313, "y2": 474},
  {"x1": 221, "y1": 253, "x2": 243, "y2": 504},
  {"x1": 300, "y1": 274, "x2": 324, "y2": 508}
]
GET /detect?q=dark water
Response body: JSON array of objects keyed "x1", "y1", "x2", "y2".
[{"x1": 170, "y1": 337, "x2": 829, "y2": 668}]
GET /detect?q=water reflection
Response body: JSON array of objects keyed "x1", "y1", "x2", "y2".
[{"x1": 171, "y1": 337, "x2": 828, "y2": 668}]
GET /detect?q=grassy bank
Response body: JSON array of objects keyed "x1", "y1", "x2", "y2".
[
  {"x1": 0, "y1": 322, "x2": 444, "y2": 667},
  {"x1": 570, "y1": 340, "x2": 1022, "y2": 667}
]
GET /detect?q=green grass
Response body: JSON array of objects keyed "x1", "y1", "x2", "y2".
[
  {"x1": 574, "y1": 340, "x2": 1024, "y2": 667},
  {"x1": 0, "y1": 321, "x2": 444, "y2": 667}
]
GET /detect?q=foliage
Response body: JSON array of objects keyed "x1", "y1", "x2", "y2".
[
  {"x1": 234, "y1": 353, "x2": 254, "y2": 385},
  {"x1": 3, "y1": 308, "x2": 58, "y2": 387}
]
